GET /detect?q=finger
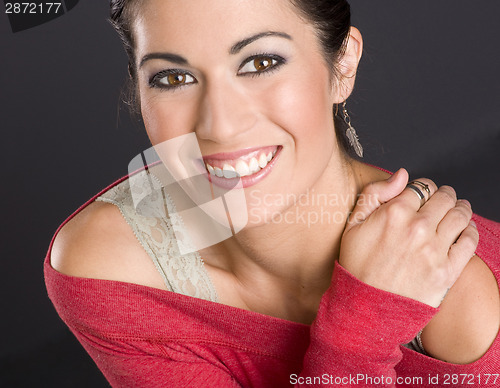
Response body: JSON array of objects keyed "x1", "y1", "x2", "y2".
[
  {"x1": 389, "y1": 177, "x2": 438, "y2": 213},
  {"x1": 447, "y1": 221, "x2": 479, "y2": 285},
  {"x1": 419, "y1": 185, "x2": 458, "y2": 224},
  {"x1": 436, "y1": 199, "x2": 473, "y2": 243},
  {"x1": 346, "y1": 168, "x2": 409, "y2": 230},
  {"x1": 409, "y1": 180, "x2": 433, "y2": 201}
]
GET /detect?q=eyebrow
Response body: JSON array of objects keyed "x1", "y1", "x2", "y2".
[
  {"x1": 139, "y1": 31, "x2": 292, "y2": 68},
  {"x1": 229, "y1": 31, "x2": 292, "y2": 54},
  {"x1": 139, "y1": 53, "x2": 188, "y2": 68}
]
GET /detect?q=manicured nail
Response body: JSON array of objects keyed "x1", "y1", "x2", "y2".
[{"x1": 470, "y1": 220, "x2": 477, "y2": 228}]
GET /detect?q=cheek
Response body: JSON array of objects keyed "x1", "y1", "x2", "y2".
[
  {"x1": 140, "y1": 93, "x2": 198, "y2": 144},
  {"x1": 261, "y1": 66, "x2": 336, "y2": 153}
]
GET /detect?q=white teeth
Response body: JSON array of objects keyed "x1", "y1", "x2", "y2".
[
  {"x1": 222, "y1": 164, "x2": 238, "y2": 178},
  {"x1": 205, "y1": 148, "x2": 278, "y2": 179},
  {"x1": 248, "y1": 157, "x2": 260, "y2": 174},
  {"x1": 258, "y1": 153, "x2": 267, "y2": 168},
  {"x1": 235, "y1": 160, "x2": 250, "y2": 177},
  {"x1": 214, "y1": 167, "x2": 223, "y2": 177}
]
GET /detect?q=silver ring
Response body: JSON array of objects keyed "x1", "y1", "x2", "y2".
[
  {"x1": 406, "y1": 184, "x2": 426, "y2": 208},
  {"x1": 410, "y1": 180, "x2": 431, "y2": 199}
]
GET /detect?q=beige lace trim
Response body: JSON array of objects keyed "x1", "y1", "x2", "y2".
[{"x1": 95, "y1": 167, "x2": 218, "y2": 302}]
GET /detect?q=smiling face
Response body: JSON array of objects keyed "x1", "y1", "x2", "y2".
[{"x1": 132, "y1": 0, "x2": 357, "y2": 226}]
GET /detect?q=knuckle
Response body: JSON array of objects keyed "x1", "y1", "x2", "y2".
[
  {"x1": 440, "y1": 185, "x2": 457, "y2": 201},
  {"x1": 453, "y1": 207, "x2": 471, "y2": 226},
  {"x1": 434, "y1": 186, "x2": 457, "y2": 206},
  {"x1": 462, "y1": 235, "x2": 479, "y2": 253},
  {"x1": 385, "y1": 200, "x2": 411, "y2": 221},
  {"x1": 359, "y1": 187, "x2": 379, "y2": 205},
  {"x1": 457, "y1": 198, "x2": 472, "y2": 209},
  {"x1": 409, "y1": 218, "x2": 430, "y2": 239},
  {"x1": 457, "y1": 200, "x2": 473, "y2": 215},
  {"x1": 419, "y1": 242, "x2": 437, "y2": 260}
]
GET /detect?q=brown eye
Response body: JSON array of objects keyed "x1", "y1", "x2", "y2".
[
  {"x1": 151, "y1": 71, "x2": 196, "y2": 89},
  {"x1": 254, "y1": 57, "x2": 273, "y2": 71},
  {"x1": 162, "y1": 73, "x2": 190, "y2": 85},
  {"x1": 238, "y1": 55, "x2": 282, "y2": 75},
  {"x1": 167, "y1": 73, "x2": 185, "y2": 85}
]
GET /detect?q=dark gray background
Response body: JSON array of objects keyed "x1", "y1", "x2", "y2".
[{"x1": 1, "y1": 1, "x2": 499, "y2": 386}]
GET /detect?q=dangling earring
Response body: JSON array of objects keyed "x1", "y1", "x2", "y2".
[{"x1": 341, "y1": 101, "x2": 363, "y2": 158}]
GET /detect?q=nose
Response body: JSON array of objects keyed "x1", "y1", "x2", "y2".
[{"x1": 195, "y1": 78, "x2": 256, "y2": 143}]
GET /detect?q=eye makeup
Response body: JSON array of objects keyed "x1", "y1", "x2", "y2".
[
  {"x1": 148, "y1": 69, "x2": 197, "y2": 90},
  {"x1": 237, "y1": 53, "x2": 286, "y2": 76}
]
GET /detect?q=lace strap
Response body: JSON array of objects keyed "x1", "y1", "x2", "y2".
[
  {"x1": 95, "y1": 170, "x2": 218, "y2": 302},
  {"x1": 403, "y1": 329, "x2": 427, "y2": 355}
]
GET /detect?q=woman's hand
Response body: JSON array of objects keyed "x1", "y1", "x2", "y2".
[{"x1": 340, "y1": 168, "x2": 479, "y2": 307}]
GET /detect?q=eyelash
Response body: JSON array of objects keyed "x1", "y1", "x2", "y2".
[
  {"x1": 148, "y1": 53, "x2": 286, "y2": 90},
  {"x1": 148, "y1": 69, "x2": 195, "y2": 90},
  {"x1": 237, "y1": 53, "x2": 286, "y2": 77}
]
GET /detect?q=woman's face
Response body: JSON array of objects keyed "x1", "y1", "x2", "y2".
[{"x1": 133, "y1": 0, "x2": 347, "y2": 225}]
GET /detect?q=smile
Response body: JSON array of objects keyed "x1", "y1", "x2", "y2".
[{"x1": 202, "y1": 145, "x2": 281, "y2": 188}]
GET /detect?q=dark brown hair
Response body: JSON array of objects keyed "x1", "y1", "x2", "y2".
[{"x1": 109, "y1": 0, "x2": 356, "y2": 157}]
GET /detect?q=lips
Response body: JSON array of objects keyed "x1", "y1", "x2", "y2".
[{"x1": 202, "y1": 145, "x2": 282, "y2": 188}]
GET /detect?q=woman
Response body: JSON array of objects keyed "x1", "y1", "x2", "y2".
[{"x1": 45, "y1": 0, "x2": 500, "y2": 386}]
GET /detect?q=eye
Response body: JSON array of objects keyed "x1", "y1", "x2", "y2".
[
  {"x1": 238, "y1": 54, "x2": 285, "y2": 75},
  {"x1": 149, "y1": 70, "x2": 197, "y2": 89}
]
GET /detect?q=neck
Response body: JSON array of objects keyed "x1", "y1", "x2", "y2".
[
  {"x1": 235, "y1": 158, "x2": 358, "y2": 281},
  {"x1": 202, "y1": 154, "x2": 374, "y2": 322}
]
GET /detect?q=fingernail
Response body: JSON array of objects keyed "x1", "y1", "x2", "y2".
[
  {"x1": 470, "y1": 220, "x2": 477, "y2": 228},
  {"x1": 459, "y1": 199, "x2": 471, "y2": 207}
]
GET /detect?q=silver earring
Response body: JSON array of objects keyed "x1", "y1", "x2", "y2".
[{"x1": 342, "y1": 102, "x2": 363, "y2": 158}]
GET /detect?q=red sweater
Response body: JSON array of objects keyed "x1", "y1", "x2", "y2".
[{"x1": 44, "y1": 176, "x2": 500, "y2": 387}]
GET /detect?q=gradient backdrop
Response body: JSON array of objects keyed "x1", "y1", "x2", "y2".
[{"x1": 1, "y1": 1, "x2": 499, "y2": 386}]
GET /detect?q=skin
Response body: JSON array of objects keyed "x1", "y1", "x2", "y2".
[{"x1": 51, "y1": 0, "x2": 499, "y2": 365}]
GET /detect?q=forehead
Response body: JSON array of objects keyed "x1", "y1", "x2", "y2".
[{"x1": 133, "y1": 0, "x2": 313, "y2": 57}]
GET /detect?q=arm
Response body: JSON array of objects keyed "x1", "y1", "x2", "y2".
[
  {"x1": 78, "y1": 343, "x2": 243, "y2": 388},
  {"x1": 47, "y1": 170, "x2": 482, "y2": 387},
  {"x1": 342, "y1": 170, "x2": 500, "y2": 365},
  {"x1": 296, "y1": 262, "x2": 437, "y2": 387},
  {"x1": 295, "y1": 168, "x2": 480, "y2": 386},
  {"x1": 421, "y1": 253, "x2": 500, "y2": 364}
]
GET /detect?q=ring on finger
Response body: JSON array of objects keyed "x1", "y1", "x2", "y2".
[
  {"x1": 409, "y1": 180, "x2": 431, "y2": 199},
  {"x1": 406, "y1": 183, "x2": 426, "y2": 208}
]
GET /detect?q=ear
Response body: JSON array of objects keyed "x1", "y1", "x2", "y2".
[{"x1": 332, "y1": 27, "x2": 363, "y2": 103}]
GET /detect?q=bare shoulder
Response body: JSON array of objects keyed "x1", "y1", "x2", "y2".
[
  {"x1": 50, "y1": 200, "x2": 167, "y2": 290},
  {"x1": 421, "y1": 254, "x2": 500, "y2": 364}
]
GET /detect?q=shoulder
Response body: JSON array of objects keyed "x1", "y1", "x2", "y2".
[
  {"x1": 421, "y1": 215, "x2": 500, "y2": 364},
  {"x1": 50, "y1": 198, "x2": 167, "y2": 290}
]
